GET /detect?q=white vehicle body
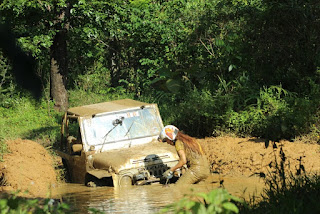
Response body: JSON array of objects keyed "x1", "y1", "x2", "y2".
[{"x1": 56, "y1": 99, "x2": 179, "y2": 187}]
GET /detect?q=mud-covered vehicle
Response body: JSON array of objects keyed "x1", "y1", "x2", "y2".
[{"x1": 56, "y1": 99, "x2": 180, "y2": 187}]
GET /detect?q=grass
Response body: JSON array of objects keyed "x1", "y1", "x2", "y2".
[
  {"x1": 0, "y1": 141, "x2": 8, "y2": 162},
  {"x1": 0, "y1": 97, "x2": 62, "y2": 146},
  {"x1": 0, "y1": 90, "x2": 133, "y2": 145},
  {"x1": 68, "y1": 89, "x2": 134, "y2": 108}
]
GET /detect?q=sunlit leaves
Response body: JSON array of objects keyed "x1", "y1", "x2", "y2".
[{"x1": 161, "y1": 188, "x2": 243, "y2": 214}]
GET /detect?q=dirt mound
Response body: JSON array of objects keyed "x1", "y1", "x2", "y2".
[
  {"x1": 200, "y1": 136, "x2": 320, "y2": 177},
  {"x1": 0, "y1": 136, "x2": 319, "y2": 199},
  {"x1": 0, "y1": 139, "x2": 57, "y2": 197}
]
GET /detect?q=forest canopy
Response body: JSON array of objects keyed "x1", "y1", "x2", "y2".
[{"x1": 0, "y1": 0, "x2": 320, "y2": 141}]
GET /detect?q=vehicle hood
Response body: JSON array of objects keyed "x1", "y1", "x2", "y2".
[{"x1": 91, "y1": 141, "x2": 178, "y2": 173}]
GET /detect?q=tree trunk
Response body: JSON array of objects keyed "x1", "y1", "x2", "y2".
[
  {"x1": 50, "y1": 6, "x2": 70, "y2": 111},
  {"x1": 50, "y1": 31, "x2": 68, "y2": 111}
]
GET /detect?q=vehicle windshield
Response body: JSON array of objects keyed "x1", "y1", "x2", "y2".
[{"x1": 82, "y1": 107, "x2": 162, "y2": 146}]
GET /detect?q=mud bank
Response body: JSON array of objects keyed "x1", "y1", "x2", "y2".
[
  {"x1": 0, "y1": 139, "x2": 57, "y2": 197},
  {"x1": 200, "y1": 137, "x2": 320, "y2": 176},
  {"x1": 0, "y1": 137, "x2": 319, "y2": 198}
]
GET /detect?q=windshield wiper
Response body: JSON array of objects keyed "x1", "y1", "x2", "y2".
[
  {"x1": 100, "y1": 116, "x2": 124, "y2": 151},
  {"x1": 124, "y1": 121, "x2": 135, "y2": 137}
]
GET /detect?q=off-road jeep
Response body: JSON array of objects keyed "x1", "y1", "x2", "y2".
[{"x1": 56, "y1": 99, "x2": 180, "y2": 187}]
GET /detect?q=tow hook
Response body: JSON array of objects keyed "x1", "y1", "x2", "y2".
[{"x1": 133, "y1": 168, "x2": 150, "y2": 184}]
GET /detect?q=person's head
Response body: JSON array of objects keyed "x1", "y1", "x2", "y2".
[{"x1": 158, "y1": 125, "x2": 179, "y2": 145}]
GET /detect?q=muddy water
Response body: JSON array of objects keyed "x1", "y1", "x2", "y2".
[{"x1": 53, "y1": 174, "x2": 265, "y2": 214}]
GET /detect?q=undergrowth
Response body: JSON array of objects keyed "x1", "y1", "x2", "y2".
[
  {"x1": 159, "y1": 188, "x2": 243, "y2": 214},
  {"x1": 0, "y1": 141, "x2": 7, "y2": 162},
  {"x1": 0, "y1": 96, "x2": 62, "y2": 146},
  {"x1": 0, "y1": 193, "x2": 70, "y2": 214},
  {"x1": 148, "y1": 83, "x2": 320, "y2": 142},
  {"x1": 0, "y1": 192, "x2": 104, "y2": 214},
  {"x1": 68, "y1": 89, "x2": 134, "y2": 108}
]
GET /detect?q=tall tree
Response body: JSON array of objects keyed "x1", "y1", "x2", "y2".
[
  {"x1": 0, "y1": 0, "x2": 69, "y2": 110},
  {"x1": 0, "y1": 0, "x2": 112, "y2": 110},
  {"x1": 50, "y1": 2, "x2": 71, "y2": 111}
]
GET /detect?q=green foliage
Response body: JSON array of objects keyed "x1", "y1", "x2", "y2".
[
  {"x1": 1, "y1": 0, "x2": 320, "y2": 140},
  {"x1": 226, "y1": 85, "x2": 318, "y2": 140},
  {"x1": 160, "y1": 188, "x2": 242, "y2": 214},
  {"x1": 241, "y1": 0, "x2": 320, "y2": 93},
  {"x1": 0, "y1": 51, "x2": 15, "y2": 102},
  {"x1": 73, "y1": 59, "x2": 111, "y2": 94},
  {"x1": 0, "y1": 194, "x2": 70, "y2": 214},
  {"x1": 157, "y1": 89, "x2": 219, "y2": 137},
  {"x1": 68, "y1": 89, "x2": 134, "y2": 108}
]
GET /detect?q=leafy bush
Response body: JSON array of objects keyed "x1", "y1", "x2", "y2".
[
  {"x1": 0, "y1": 194, "x2": 70, "y2": 214},
  {"x1": 68, "y1": 89, "x2": 134, "y2": 108},
  {"x1": 226, "y1": 85, "x2": 319, "y2": 140},
  {"x1": 149, "y1": 77, "x2": 320, "y2": 141},
  {"x1": 160, "y1": 188, "x2": 242, "y2": 214},
  {"x1": 72, "y1": 58, "x2": 111, "y2": 94},
  {"x1": 0, "y1": 51, "x2": 16, "y2": 106}
]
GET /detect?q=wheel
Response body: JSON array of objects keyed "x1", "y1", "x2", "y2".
[{"x1": 119, "y1": 175, "x2": 133, "y2": 187}]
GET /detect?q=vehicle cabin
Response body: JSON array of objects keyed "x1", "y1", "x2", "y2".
[{"x1": 57, "y1": 99, "x2": 179, "y2": 187}]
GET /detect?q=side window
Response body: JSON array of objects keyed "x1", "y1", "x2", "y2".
[
  {"x1": 67, "y1": 117, "x2": 81, "y2": 143},
  {"x1": 65, "y1": 117, "x2": 83, "y2": 155}
]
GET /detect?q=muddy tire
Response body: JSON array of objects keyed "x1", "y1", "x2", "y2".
[{"x1": 119, "y1": 175, "x2": 133, "y2": 187}]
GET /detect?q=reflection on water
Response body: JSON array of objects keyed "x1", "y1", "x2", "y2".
[
  {"x1": 56, "y1": 183, "x2": 186, "y2": 213},
  {"x1": 53, "y1": 174, "x2": 264, "y2": 214}
]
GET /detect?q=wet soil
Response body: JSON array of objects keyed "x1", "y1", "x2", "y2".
[
  {"x1": 199, "y1": 137, "x2": 320, "y2": 177},
  {"x1": 0, "y1": 137, "x2": 319, "y2": 203},
  {"x1": 0, "y1": 139, "x2": 57, "y2": 197}
]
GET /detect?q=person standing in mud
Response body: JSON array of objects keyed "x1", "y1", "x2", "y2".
[{"x1": 158, "y1": 125, "x2": 210, "y2": 186}]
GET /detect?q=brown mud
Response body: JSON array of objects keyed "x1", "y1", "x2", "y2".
[
  {"x1": 199, "y1": 137, "x2": 320, "y2": 177},
  {"x1": 0, "y1": 139, "x2": 57, "y2": 197},
  {"x1": 0, "y1": 137, "x2": 319, "y2": 199}
]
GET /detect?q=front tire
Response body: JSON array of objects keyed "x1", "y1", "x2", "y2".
[{"x1": 119, "y1": 175, "x2": 133, "y2": 187}]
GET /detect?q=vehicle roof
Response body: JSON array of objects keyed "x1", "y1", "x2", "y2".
[{"x1": 67, "y1": 99, "x2": 154, "y2": 117}]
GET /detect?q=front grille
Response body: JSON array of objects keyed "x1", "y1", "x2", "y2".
[
  {"x1": 146, "y1": 164, "x2": 169, "y2": 177},
  {"x1": 131, "y1": 154, "x2": 170, "y2": 164}
]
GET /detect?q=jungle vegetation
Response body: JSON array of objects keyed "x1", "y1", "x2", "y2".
[
  {"x1": 1, "y1": 0, "x2": 320, "y2": 143},
  {"x1": 0, "y1": 1, "x2": 320, "y2": 213}
]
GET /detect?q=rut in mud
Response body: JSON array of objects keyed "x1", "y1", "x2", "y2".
[{"x1": 0, "y1": 136, "x2": 319, "y2": 198}]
